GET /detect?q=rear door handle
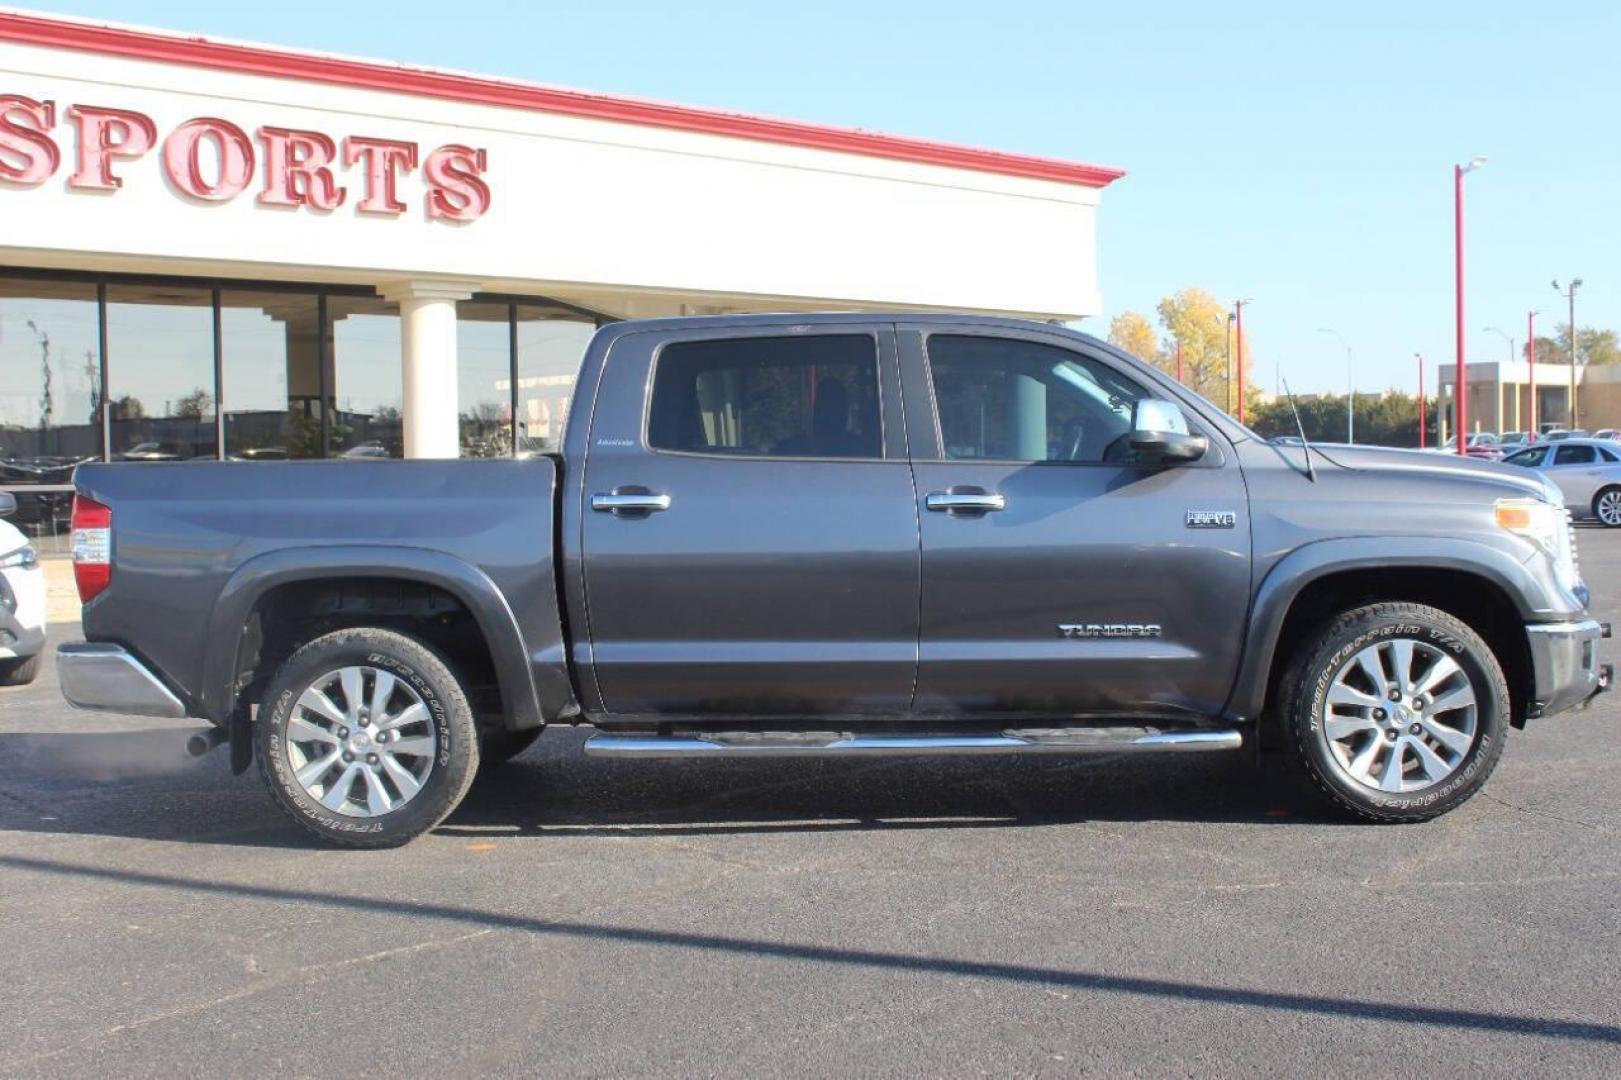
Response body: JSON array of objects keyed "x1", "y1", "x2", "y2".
[
  {"x1": 925, "y1": 492, "x2": 1006, "y2": 513},
  {"x1": 592, "y1": 492, "x2": 672, "y2": 514}
]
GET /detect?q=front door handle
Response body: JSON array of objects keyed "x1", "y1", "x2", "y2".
[
  {"x1": 592, "y1": 492, "x2": 672, "y2": 514},
  {"x1": 925, "y1": 492, "x2": 1006, "y2": 513}
]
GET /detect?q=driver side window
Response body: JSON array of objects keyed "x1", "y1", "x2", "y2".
[{"x1": 925, "y1": 335, "x2": 1148, "y2": 462}]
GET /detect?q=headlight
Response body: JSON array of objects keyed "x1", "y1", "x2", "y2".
[
  {"x1": 0, "y1": 545, "x2": 38, "y2": 571},
  {"x1": 1496, "y1": 497, "x2": 1582, "y2": 596}
]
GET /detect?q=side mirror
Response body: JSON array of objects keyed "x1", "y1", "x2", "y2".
[
  {"x1": 1128, "y1": 399, "x2": 1208, "y2": 464},
  {"x1": 0, "y1": 491, "x2": 15, "y2": 517}
]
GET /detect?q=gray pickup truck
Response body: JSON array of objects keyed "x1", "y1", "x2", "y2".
[{"x1": 57, "y1": 314, "x2": 1609, "y2": 846}]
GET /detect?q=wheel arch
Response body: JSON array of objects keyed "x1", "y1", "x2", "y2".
[
  {"x1": 1232, "y1": 538, "x2": 1544, "y2": 731},
  {"x1": 200, "y1": 545, "x2": 545, "y2": 734}
]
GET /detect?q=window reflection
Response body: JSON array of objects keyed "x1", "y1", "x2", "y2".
[
  {"x1": 221, "y1": 290, "x2": 322, "y2": 460},
  {"x1": 105, "y1": 283, "x2": 215, "y2": 461},
  {"x1": 457, "y1": 302, "x2": 513, "y2": 457},
  {"x1": 0, "y1": 278, "x2": 101, "y2": 483},
  {"x1": 327, "y1": 296, "x2": 401, "y2": 459},
  {"x1": 514, "y1": 307, "x2": 594, "y2": 455}
]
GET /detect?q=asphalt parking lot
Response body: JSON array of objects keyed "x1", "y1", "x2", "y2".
[{"x1": 2, "y1": 537, "x2": 1619, "y2": 1077}]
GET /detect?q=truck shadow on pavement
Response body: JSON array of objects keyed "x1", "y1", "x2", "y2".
[
  {"x1": 0, "y1": 725, "x2": 1335, "y2": 846},
  {"x1": 3, "y1": 850, "x2": 1619, "y2": 1048}
]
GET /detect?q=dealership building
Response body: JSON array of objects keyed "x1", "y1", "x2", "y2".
[{"x1": 0, "y1": 7, "x2": 1122, "y2": 528}]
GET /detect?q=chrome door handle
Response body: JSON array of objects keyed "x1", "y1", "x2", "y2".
[
  {"x1": 592, "y1": 493, "x2": 672, "y2": 514},
  {"x1": 925, "y1": 492, "x2": 1006, "y2": 513}
]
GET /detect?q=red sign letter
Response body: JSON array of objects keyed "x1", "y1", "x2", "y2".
[
  {"x1": 0, "y1": 95, "x2": 59, "y2": 186},
  {"x1": 67, "y1": 104, "x2": 157, "y2": 190},
  {"x1": 343, "y1": 136, "x2": 417, "y2": 215},
  {"x1": 424, "y1": 144, "x2": 490, "y2": 222},
  {"x1": 163, "y1": 117, "x2": 255, "y2": 202},
  {"x1": 257, "y1": 126, "x2": 346, "y2": 211}
]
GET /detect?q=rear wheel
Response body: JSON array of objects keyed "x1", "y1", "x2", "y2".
[
  {"x1": 1282, "y1": 602, "x2": 1507, "y2": 822},
  {"x1": 256, "y1": 627, "x2": 479, "y2": 847},
  {"x1": 1592, "y1": 487, "x2": 1621, "y2": 527},
  {"x1": 0, "y1": 654, "x2": 40, "y2": 686}
]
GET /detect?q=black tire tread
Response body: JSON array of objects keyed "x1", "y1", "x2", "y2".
[
  {"x1": 256, "y1": 627, "x2": 479, "y2": 849},
  {"x1": 1282, "y1": 601, "x2": 1508, "y2": 824},
  {"x1": 0, "y1": 653, "x2": 41, "y2": 687}
]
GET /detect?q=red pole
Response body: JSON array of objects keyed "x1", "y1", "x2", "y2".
[
  {"x1": 1235, "y1": 302, "x2": 1247, "y2": 424},
  {"x1": 1528, "y1": 311, "x2": 1537, "y2": 438},
  {"x1": 1454, "y1": 164, "x2": 1468, "y2": 454},
  {"x1": 1175, "y1": 340, "x2": 1184, "y2": 383},
  {"x1": 1418, "y1": 354, "x2": 1426, "y2": 448}
]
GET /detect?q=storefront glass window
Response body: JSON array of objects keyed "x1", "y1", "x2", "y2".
[
  {"x1": 457, "y1": 302, "x2": 514, "y2": 457},
  {"x1": 104, "y1": 283, "x2": 215, "y2": 461},
  {"x1": 0, "y1": 278, "x2": 101, "y2": 477},
  {"x1": 221, "y1": 290, "x2": 323, "y2": 460},
  {"x1": 514, "y1": 307, "x2": 595, "y2": 455},
  {"x1": 327, "y1": 296, "x2": 402, "y2": 459}
]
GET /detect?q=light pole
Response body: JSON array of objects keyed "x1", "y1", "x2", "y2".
[
  {"x1": 1528, "y1": 310, "x2": 1540, "y2": 434},
  {"x1": 1454, "y1": 157, "x2": 1486, "y2": 453},
  {"x1": 1552, "y1": 279, "x2": 1583, "y2": 428},
  {"x1": 1317, "y1": 327, "x2": 1352, "y2": 443},
  {"x1": 1485, "y1": 327, "x2": 1514, "y2": 430},
  {"x1": 1416, "y1": 353, "x2": 1427, "y2": 449},
  {"x1": 1233, "y1": 298, "x2": 1254, "y2": 424}
]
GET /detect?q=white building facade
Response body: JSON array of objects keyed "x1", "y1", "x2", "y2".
[{"x1": 0, "y1": 7, "x2": 1121, "y2": 511}]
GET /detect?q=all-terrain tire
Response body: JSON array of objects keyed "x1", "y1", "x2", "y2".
[
  {"x1": 1281, "y1": 602, "x2": 1508, "y2": 823},
  {"x1": 0, "y1": 653, "x2": 41, "y2": 686},
  {"x1": 256, "y1": 627, "x2": 479, "y2": 848}
]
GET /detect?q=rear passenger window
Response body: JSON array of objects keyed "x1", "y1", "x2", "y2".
[
  {"x1": 647, "y1": 336, "x2": 882, "y2": 458},
  {"x1": 1554, "y1": 445, "x2": 1596, "y2": 465}
]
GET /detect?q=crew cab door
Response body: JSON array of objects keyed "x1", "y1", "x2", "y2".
[
  {"x1": 899, "y1": 325, "x2": 1251, "y2": 721},
  {"x1": 579, "y1": 324, "x2": 919, "y2": 717}
]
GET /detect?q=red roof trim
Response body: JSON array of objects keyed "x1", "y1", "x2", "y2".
[{"x1": 0, "y1": 11, "x2": 1123, "y2": 189}]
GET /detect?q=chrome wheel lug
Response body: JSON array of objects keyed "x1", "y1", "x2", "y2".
[
  {"x1": 366, "y1": 753, "x2": 380, "y2": 766},
  {"x1": 1387, "y1": 689, "x2": 1402, "y2": 702},
  {"x1": 1373, "y1": 708, "x2": 1386, "y2": 721},
  {"x1": 337, "y1": 727, "x2": 348, "y2": 738},
  {"x1": 342, "y1": 751, "x2": 354, "y2": 762},
  {"x1": 1409, "y1": 723, "x2": 1422, "y2": 735}
]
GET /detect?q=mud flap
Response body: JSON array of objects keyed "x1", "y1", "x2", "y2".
[{"x1": 229, "y1": 703, "x2": 253, "y2": 775}]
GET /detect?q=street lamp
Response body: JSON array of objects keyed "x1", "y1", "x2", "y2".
[
  {"x1": 1552, "y1": 279, "x2": 1583, "y2": 428},
  {"x1": 1454, "y1": 157, "x2": 1486, "y2": 454},
  {"x1": 1485, "y1": 326, "x2": 1515, "y2": 432},
  {"x1": 1528, "y1": 310, "x2": 1541, "y2": 434},
  {"x1": 1416, "y1": 353, "x2": 1427, "y2": 449},
  {"x1": 1223, "y1": 313, "x2": 1235, "y2": 414},
  {"x1": 1233, "y1": 298, "x2": 1254, "y2": 425},
  {"x1": 1317, "y1": 327, "x2": 1352, "y2": 443}
]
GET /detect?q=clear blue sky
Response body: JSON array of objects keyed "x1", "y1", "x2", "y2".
[{"x1": 20, "y1": 0, "x2": 1620, "y2": 394}]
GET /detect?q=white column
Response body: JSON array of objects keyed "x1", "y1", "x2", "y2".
[{"x1": 380, "y1": 280, "x2": 480, "y2": 459}]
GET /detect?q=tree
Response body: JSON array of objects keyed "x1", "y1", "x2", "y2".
[
  {"x1": 1107, "y1": 311, "x2": 1160, "y2": 362},
  {"x1": 174, "y1": 389, "x2": 213, "y2": 420},
  {"x1": 1522, "y1": 325, "x2": 1621, "y2": 367},
  {"x1": 108, "y1": 395, "x2": 144, "y2": 421},
  {"x1": 1249, "y1": 391, "x2": 1433, "y2": 447},
  {"x1": 1155, "y1": 288, "x2": 1250, "y2": 411}
]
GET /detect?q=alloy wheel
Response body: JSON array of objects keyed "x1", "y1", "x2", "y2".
[
  {"x1": 283, "y1": 666, "x2": 437, "y2": 817},
  {"x1": 1320, "y1": 638, "x2": 1478, "y2": 794},
  {"x1": 1596, "y1": 490, "x2": 1621, "y2": 527}
]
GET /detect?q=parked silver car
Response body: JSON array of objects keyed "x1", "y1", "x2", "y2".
[{"x1": 1503, "y1": 437, "x2": 1621, "y2": 526}]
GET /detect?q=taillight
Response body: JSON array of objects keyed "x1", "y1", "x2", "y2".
[{"x1": 71, "y1": 495, "x2": 112, "y2": 603}]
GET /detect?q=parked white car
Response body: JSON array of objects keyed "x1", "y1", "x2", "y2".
[
  {"x1": 1502, "y1": 438, "x2": 1621, "y2": 527},
  {"x1": 0, "y1": 492, "x2": 47, "y2": 685}
]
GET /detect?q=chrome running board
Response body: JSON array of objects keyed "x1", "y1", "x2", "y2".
[{"x1": 583, "y1": 728, "x2": 1242, "y2": 759}]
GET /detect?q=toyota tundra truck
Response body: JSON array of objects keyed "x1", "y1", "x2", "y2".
[{"x1": 54, "y1": 314, "x2": 1610, "y2": 846}]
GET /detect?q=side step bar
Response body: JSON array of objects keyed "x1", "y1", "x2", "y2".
[{"x1": 584, "y1": 728, "x2": 1242, "y2": 759}]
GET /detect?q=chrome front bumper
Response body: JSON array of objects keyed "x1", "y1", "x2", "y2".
[
  {"x1": 57, "y1": 643, "x2": 185, "y2": 718},
  {"x1": 1525, "y1": 619, "x2": 1609, "y2": 719}
]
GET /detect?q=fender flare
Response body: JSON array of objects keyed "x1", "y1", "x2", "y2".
[
  {"x1": 199, "y1": 545, "x2": 544, "y2": 733},
  {"x1": 1226, "y1": 536, "x2": 1552, "y2": 720}
]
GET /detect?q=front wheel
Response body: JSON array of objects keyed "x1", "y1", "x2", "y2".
[
  {"x1": 1283, "y1": 602, "x2": 1508, "y2": 823},
  {"x1": 1593, "y1": 487, "x2": 1621, "y2": 527},
  {"x1": 256, "y1": 627, "x2": 480, "y2": 847}
]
